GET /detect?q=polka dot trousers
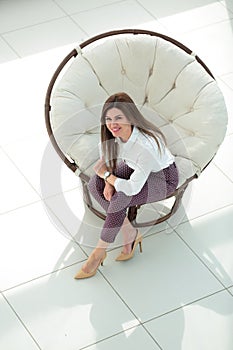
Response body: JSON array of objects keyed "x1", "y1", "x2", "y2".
[{"x1": 88, "y1": 162, "x2": 179, "y2": 243}]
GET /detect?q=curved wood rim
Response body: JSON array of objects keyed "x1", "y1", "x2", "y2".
[{"x1": 45, "y1": 28, "x2": 214, "y2": 177}]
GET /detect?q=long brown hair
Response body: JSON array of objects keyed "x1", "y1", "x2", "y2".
[{"x1": 100, "y1": 92, "x2": 166, "y2": 171}]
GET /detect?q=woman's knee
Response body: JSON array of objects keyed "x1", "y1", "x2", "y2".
[
  {"x1": 107, "y1": 191, "x2": 132, "y2": 214},
  {"x1": 87, "y1": 175, "x2": 95, "y2": 194},
  {"x1": 88, "y1": 174, "x2": 103, "y2": 195},
  {"x1": 114, "y1": 162, "x2": 134, "y2": 179}
]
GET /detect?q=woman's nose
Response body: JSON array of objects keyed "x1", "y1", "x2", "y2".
[{"x1": 111, "y1": 122, "x2": 118, "y2": 128}]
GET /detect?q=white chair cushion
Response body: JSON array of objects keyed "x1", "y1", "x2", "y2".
[{"x1": 51, "y1": 34, "x2": 228, "y2": 186}]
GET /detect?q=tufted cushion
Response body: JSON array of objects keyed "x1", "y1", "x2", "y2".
[{"x1": 51, "y1": 34, "x2": 227, "y2": 187}]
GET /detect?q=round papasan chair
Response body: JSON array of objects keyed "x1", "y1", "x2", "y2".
[{"x1": 45, "y1": 29, "x2": 228, "y2": 228}]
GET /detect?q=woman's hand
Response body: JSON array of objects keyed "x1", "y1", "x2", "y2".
[
  {"x1": 103, "y1": 182, "x2": 115, "y2": 201},
  {"x1": 93, "y1": 158, "x2": 107, "y2": 178},
  {"x1": 93, "y1": 158, "x2": 117, "y2": 189}
]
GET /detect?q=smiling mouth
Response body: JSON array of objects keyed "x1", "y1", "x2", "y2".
[{"x1": 111, "y1": 128, "x2": 121, "y2": 133}]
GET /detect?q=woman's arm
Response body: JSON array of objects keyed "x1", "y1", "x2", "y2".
[
  {"x1": 93, "y1": 158, "x2": 117, "y2": 187},
  {"x1": 103, "y1": 182, "x2": 115, "y2": 201},
  {"x1": 93, "y1": 153, "x2": 152, "y2": 196}
]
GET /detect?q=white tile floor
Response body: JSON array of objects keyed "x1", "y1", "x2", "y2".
[{"x1": 0, "y1": 1, "x2": 233, "y2": 349}]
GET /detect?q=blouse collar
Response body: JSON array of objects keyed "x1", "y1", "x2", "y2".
[
  {"x1": 115, "y1": 126, "x2": 140, "y2": 151},
  {"x1": 115, "y1": 126, "x2": 140, "y2": 145}
]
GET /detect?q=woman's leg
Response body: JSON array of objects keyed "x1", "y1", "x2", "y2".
[
  {"x1": 79, "y1": 162, "x2": 135, "y2": 274},
  {"x1": 81, "y1": 163, "x2": 178, "y2": 272},
  {"x1": 120, "y1": 217, "x2": 138, "y2": 254},
  {"x1": 88, "y1": 161, "x2": 135, "y2": 244},
  {"x1": 88, "y1": 174, "x2": 110, "y2": 212},
  {"x1": 87, "y1": 161, "x2": 134, "y2": 212},
  {"x1": 80, "y1": 238, "x2": 109, "y2": 274},
  {"x1": 99, "y1": 182, "x2": 147, "y2": 243},
  {"x1": 120, "y1": 163, "x2": 179, "y2": 253},
  {"x1": 100, "y1": 162, "x2": 179, "y2": 244}
]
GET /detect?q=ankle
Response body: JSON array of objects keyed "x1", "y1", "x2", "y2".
[
  {"x1": 93, "y1": 248, "x2": 106, "y2": 258},
  {"x1": 124, "y1": 228, "x2": 137, "y2": 245}
]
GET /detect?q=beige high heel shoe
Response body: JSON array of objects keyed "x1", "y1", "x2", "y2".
[
  {"x1": 74, "y1": 251, "x2": 107, "y2": 279},
  {"x1": 115, "y1": 231, "x2": 143, "y2": 261}
]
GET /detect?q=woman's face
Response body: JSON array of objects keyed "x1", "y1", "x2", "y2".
[{"x1": 105, "y1": 107, "x2": 132, "y2": 142}]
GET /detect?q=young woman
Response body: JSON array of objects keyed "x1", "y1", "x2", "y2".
[{"x1": 75, "y1": 92, "x2": 178, "y2": 279}]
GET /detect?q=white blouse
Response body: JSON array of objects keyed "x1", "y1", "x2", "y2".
[{"x1": 113, "y1": 127, "x2": 175, "y2": 196}]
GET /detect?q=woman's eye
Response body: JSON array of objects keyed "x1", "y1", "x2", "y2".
[{"x1": 105, "y1": 115, "x2": 123, "y2": 123}]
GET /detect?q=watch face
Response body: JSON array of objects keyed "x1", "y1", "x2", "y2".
[{"x1": 104, "y1": 171, "x2": 110, "y2": 179}]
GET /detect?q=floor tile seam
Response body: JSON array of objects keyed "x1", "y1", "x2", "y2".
[
  {"x1": 93, "y1": 228, "x2": 172, "y2": 252},
  {"x1": 1, "y1": 149, "x2": 82, "y2": 210},
  {"x1": 174, "y1": 230, "x2": 231, "y2": 290},
  {"x1": 50, "y1": 0, "x2": 90, "y2": 37},
  {"x1": 1, "y1": 147, "x2": 42, "y2": 197},
  {"x1": 74, "y1": 240, "x2": 92, "y2": 259},
  {"x1": 97, "y1": 271, "x2": 145, "y2": 326},
  {"x1": 146, "y1": 4, "x2": 233, "y2": 36},
  {"x1": 101, "y1": 259, "x2": 225, "y2": 340},
  {"x1": 226, "y1": 287, "x2": 233, "y2": 297},
  {"x1": 217, "y1": 74, "x2": 233, "y2": 91},
  {"x1": 40, "y1": 196, "x2": 81, "y2": 241},
  {"x1": 212, "y1": 162, "x2": 233, "y2": 184},
  {"x1": 2, "y1": 262, "x2": 158, "y2": 348},
  {"x1": 140, "y1": 323, "x2": 163, "y2": 350},
  {"x1": 227, "y1": 286, "x2": 233, "y2": 296},
  {"x1": 166, "y1": 202, "x2": 233, "y2": 228},
  {"x1": 64, "y1": 0, "x2": 129, "y2": 17},
  {"x1": 0, "y1": 198, "x2": 42, "y2": 216},
  {"x1": 80, "y1": 243, "x2": 125, "y2": 253},
  {"x1": 142, "y1": 220, "x2": 177, "y2": 239},
  {"x1": 136, "y1": 0, "x2": 233, "y2": 34},
  {"x1": 140, "y1": 227, "x2": 179, "y2": 245},
  {"x1": 78, "y1": 324, "x2": 157, "y2": 350},
  {"x1": 219, "y1": 0, "x2": 233, "y2": 16},
  {"x1": 1, "y1": 258, "x2": 88, "y2": 293},
  {"x1": 66, "y1": 15, "x2": 89, "y2": 38},
  {"x1": 1, "y1": 293, "x2": 42, "y2": 349},
  {"x1": 81, "y1": 269, "x2": 164, "y2": 350},
  {"x1": 0, "y1": 33, "x2": 21, "y2": 58},
  {"x1": 50, "y1": 0, "x2": 73, "y2": 17},
  {"x1": 142, "y1": 287, "x2": 227, "y2": 326},
  {"x1": 175, "y1": 16, "x2": 233, "y2": 36},
  {"x1": 39, "y1": 184, "x2": 83, "y2": 203},
  {"x1": 40, "y1": 183, "x2": 83, "y2": 201},
  {"x1": 0, "y1": 15, "x2": 72, "y2": 37},
  {"x1": 134, "y1": 0, "x2": 161, "y2": 22},
  {"x1": 137, "y1": 199, "x2": 233, "y2": 237}
]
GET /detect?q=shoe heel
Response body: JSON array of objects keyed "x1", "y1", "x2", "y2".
[
  {"x1": 139, "y1": 240, "x2": 143, "y2": 253},
  {"x1": 100, "y1": 252, "x2": 107, "y2": 266}
]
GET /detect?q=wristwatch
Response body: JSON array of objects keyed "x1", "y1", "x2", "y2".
[{"x1": 104, "y1": 171, "x2": 111, "y2": 182}]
